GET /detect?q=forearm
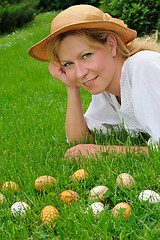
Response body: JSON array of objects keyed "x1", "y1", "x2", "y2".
[{"x1": 66, "y1": 87, "x2": 92, "y2": 144}]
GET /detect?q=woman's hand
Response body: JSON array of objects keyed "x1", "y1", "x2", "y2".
[
  {"x1": 65, "y1": 144, "x2": 106, "y2": 161},
  {"x1": 48, "y1": 62, "x2": 76, "y2": 88},
  {"x1": 64, "y1": 144, "x2": 149, "y2": 162}
]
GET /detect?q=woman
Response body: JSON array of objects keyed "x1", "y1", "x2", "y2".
[{"x1": 29, "y1": 5, "x2": 160, "y2": 158}]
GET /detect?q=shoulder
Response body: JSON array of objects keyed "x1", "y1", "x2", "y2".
[{"x1": 125, "y1": 50, "x2": 160, "y2": 70}]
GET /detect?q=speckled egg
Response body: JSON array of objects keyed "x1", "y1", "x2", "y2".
[
  {"x1": 59, "y1": 190, "x2": 80, "y2": 203},
  {"x1": 71, "y1": 169, "x2": 89, "y2": 182},
  {"x1": 116, "y1": 173, "x2": 135, "y2": 189},
  {"x1": 11, "y1": 202, "x2": 30, "y2": 217},
  {"x1": 112, "y1": 202, "x2": 131, "y2": 219},
  {"x1": 35, "y1": 175, "x2": 56, "y2": 191},
  {"x1": 1, "y1": 181, "x2": 20, "y2": 193},
  {"x1": 41, "y1": 205, "x2": 59, "y2": 226},
  {"x1": 88, "y1": 185, "x2": 109, "y2": 202}
]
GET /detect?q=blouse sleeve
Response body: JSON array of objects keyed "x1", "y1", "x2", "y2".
[
  {"x1": 129, "y1": 51, "x2": 160, "y2": 145},
  {"x1": 84, "y1": 92, "x2": 121, "y2": 134}
]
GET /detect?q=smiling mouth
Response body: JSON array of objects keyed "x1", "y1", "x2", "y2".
[{"x1": 83, "y1": 76, "x2": 98, "y2": 87}]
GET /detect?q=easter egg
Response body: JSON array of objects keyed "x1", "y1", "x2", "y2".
[
  {"x1": 112, "y1": 202, "x2": 131, "y2": 219},
  {"x1": 88, "y1": 185, "x2": 109, "y2": 202},
  {"x1": 71, "y1": 169, "x2": 89, "y2": 182},
  {"x1": 41, "y1": 205, "x2": 59, "y2": 226},
  {"x1": 35, "y1": 175, "x2": 56, "y2": 191},
  {"x1": 139, "y1": 190, "x2": 160, "y2": 204},
  {"x1": 85, "y1": 202, "x2": 104, "y2": 217},
  {"x1": 116, "y1": 173, "x2": 135, "y2": 189},
  {"x1": 0, "y1": 193, "x2": 7, "y2": 204},
  {"x1": 1, "y1": 181, "x2": 20, "y2": 192},
  {"x1": 11, "y1": 202, "x2": 30, "y2": 217},
  {"x1": 59, "y1": 190, "x2": 80, "y2": 203}
]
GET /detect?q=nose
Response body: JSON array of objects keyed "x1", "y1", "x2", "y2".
[{"x1": 75, "y1": 62, "x2": 88, "y2": 79}]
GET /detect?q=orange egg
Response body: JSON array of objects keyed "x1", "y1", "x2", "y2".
[
  {"x1": 41, "y1": 205, "x2": 59, "y2": 226},
  {"x1": 35, "y1": 175, "x2": 56, "y2": 191},
  {"x1": 116, "y1": 173, "x2": 135, "y2": 189},
  {"x1": 112, "y1": 202, "x2": 131, "y2": 219},
  {"x1": 1, "y1": 181, "x2": 20, "y2": 193},
  {"x1": 71, "y1": 169, "x2": 89, "y2": 182},
  {"x1": 59, "y1": 190, "x2": 80, "y2": 203},
  {"x1": 88, "y1": 186, "x2": 109, "y2": 202}
]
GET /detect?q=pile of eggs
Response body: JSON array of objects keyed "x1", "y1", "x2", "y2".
[{"x1": 0, "y1": 170, "x2": 159, "y2": 227}]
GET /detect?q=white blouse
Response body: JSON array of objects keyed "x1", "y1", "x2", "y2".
[{"x1": 84, "y1": 50, "x2": 160, "y2": 145}]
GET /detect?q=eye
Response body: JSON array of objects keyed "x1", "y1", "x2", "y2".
[
  {"x1": 63, "y1": 62, "x2": 73, "y2": 68},
  {"x1": 82, "y1": 52, "x2": 92, "y2": 59}
]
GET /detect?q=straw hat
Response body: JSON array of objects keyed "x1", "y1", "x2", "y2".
[{"x1": 28, "y1": 4, "x2": 137, "y2": 62}]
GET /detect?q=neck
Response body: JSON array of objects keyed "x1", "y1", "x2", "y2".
[{"x1": 105, "y1": 56, "x2": 125, "y2": 97}]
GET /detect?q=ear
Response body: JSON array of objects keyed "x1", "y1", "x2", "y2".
[{"x1": 106, "y1": 34, "x2": 117, "y2": 57}]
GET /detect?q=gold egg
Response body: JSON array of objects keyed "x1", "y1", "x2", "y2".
[
  {"x1": 35, "y1": 175, "x2": 56, "y2": 191},
  {"x1": 71, "y1": 169, "x2": 89, "y2": 182},
  {"x1": 116, "y1": 173, "x2": 135, "y2": 189},
  {"x1": 41, "y1": 205, "x2": 59, "y2": 226},
  {"x1": 59, "y1": 190, "x2": 80, "y2": 203},
  {"x1": 112, "y1": 202, "x2": 131, "y2": 219}
]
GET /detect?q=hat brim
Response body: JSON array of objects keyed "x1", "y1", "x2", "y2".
[{"x1": 28, "y1": 21, "x2": 137, "y2": 62}]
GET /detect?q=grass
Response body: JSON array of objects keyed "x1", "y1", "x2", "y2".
[{"x1": 0, "y1": 12, "x2": 160, "y2": 240}]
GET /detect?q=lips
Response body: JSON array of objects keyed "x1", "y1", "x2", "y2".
[{"x1": 83, "y1": 76, "x2": 98, "y2": 87}]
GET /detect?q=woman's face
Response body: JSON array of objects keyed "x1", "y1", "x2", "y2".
[{"x1": 57, "y1": 33, "x2": 120, "y2": 95}]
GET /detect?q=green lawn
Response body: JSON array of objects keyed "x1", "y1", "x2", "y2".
[{"x1": 0, "y1": 12, "x2": 160, "y2": 240}]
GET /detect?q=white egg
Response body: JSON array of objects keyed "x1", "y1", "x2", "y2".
[
  {"x1": 85, "y1": 202, "x2": 104, "y2": 216},
  {"x1": 139, "y1": 190, "x2": 160, "y2": 204},
  {"x1": 11, "y1": 202, "x2": 30, "y2": 217}
]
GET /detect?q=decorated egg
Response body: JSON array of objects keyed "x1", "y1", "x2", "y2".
[
  {"x1": 85, "y1": 202, "x2": 104, "y2": 217},
  {"x1": 11, "y1": 202, "x2": 30, "y2": 217},
  {"x1": 35, "y1": 175, "x2": 56, "y2": 191},
  {"x1": 112, "y1": 202, "x2": 131, "y2": 219},
  {"x1": 88, "y1": 185, "x2": 109, "y2": 202},
  {"x1": 59, "y1": 190, "x2": 80, "y2": 203},
  {"x1": 0, "y1": 193, "x2": 7, "y2": 204},
  {"x1": 41, "y1": 205, "x2": 59, "y2": 226},
  {"x1": 116, "y1": 173, "x2": 135, "y2": 189},
  {"x1": 139, "y1": 190, "x2": 160, "y2": 204},
  {"x1": 71, "y1": 169, "x2": 89, "y2": 182},
  {"x1": 1, "y1": 181, "x2": 20, "y2": 192}
]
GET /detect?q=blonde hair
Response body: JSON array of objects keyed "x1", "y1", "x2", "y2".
[{"x1": 47, "y1": 28, "x2": 160, "y2": 63}]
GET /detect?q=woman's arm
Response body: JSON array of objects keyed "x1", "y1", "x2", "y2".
[
  {"x1": 48, "y1": 62, "x2": 92, "y2": 143},
  {"x1": 66, "y1": 87, "x2": 92, "y2": 143}
]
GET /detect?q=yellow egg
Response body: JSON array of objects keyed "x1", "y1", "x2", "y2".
[
  {"x1": 88, "y1": 185, "x2": 109, "y2": 202},
  {"x1": 112, "y1": 202, "x2": 131, "y2": 219},
  {"x1": 59, "y1": 190, "x2": 80, "y2": 203},
  {"x1": 71, "y1": 169, "x2": 89, "y2": 182},
  {"x1": 116, "y1": 173, "x2": 135, "y2": 189},
  {"x1": 0, "y1": 193, "x2": 7, "y2": 204},
  {"x1": 35, "y1": 175, "x2": 56, "y2": 191},
  {"x1": 1, "y1": 181, "x2": 20, "y2": 193},
  {"x1": 41, "y1": 205, "x2": 59, "y2": 226}
]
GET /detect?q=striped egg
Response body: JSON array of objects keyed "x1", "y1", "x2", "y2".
[
  {"x1": 59, "y1": 190, "x2": 80, "y2": 203},
  {"x1": 88, "y1": 185, "x2": 109, "y2": 202}
]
